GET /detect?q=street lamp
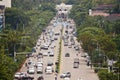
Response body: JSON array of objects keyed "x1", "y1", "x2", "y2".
[{"x1": 13, "y1": 43, "x2": 23, "y2": 62}]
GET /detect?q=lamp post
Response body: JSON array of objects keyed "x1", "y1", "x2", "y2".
[
  {"x1": 14, "y1": 44, "x2": 17, "y2": 62},
  {"x1": 13, "y1": 43, "x2": 23, "y2": 62}
]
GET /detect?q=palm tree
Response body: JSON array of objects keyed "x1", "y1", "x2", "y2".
[{"x1": 0, "y1": 30, "x2": 22, "y2": 55}]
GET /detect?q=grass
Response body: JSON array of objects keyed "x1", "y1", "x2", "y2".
[{"x1": 55, "y1": 26, "x2": 63, "y2": 73}]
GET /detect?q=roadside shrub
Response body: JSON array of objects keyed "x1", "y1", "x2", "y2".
[{"x1": 98, "y1": 69, "x2": 118, "y2": 80}]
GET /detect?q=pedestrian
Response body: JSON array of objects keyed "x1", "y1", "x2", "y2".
[{"x1": 25, "y1": 63, "x2": 27, "y2": 67}]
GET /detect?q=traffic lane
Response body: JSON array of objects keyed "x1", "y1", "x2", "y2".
[
  {"x1": 40, "y1": 35, "x2": 60, "y2": 80},
  {"x1": 60, "y1": 43, "x2": 78, "y2": 79},
  {"x1": 18, "y1": 20, "x2": 61, "y2": 80},
  {"x1": 60, "y1": 32, "x2": 99, "y2": 80}
]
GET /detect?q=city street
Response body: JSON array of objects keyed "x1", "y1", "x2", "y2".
[
  {"x1": 18, "y1": 18, "x2": 99, "y2": 80},
  {"x1": 17, "y1": 4, "x2": 99, "y2": 80}
]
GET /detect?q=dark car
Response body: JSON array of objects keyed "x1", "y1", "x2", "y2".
[
  {"x1": 65, "y1": 53, "x2": 70, "y2": 57},
  {"x1": 37, "y1": 75, "x2": 44, "y2": 80},
  {"x1": 38, "y1": 53, "x2": 43, "y2": 58},
  {"x1": 47, "y1": 61, "x2": 53, "y2": 66}
]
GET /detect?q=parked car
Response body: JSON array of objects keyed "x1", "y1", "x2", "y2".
[{"x1": 60, "y1": 72, "x2": 71, "y2": 78}]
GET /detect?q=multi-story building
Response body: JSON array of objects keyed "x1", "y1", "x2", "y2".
[{"x1": 0, "y1": 0, "x2": 11, "y2": 31}]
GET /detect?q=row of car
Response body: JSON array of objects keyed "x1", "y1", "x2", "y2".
[{"x1": 27, "y1": 59, "x2": 43, "y2": 74}]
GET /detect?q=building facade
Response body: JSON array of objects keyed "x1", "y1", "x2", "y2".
[
  {"x1": 0, "y1": 0, "x2": 11, "y2": 8},
  {"x1": 0, "y1": 0, "x2": 11, "y2": 31},
  {"x1": 56, "y1": 3, "x2": 72, "y2": 21}
]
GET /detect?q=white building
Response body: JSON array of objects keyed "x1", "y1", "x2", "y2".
[
  {"x1": 56, "y1": 3, "x2": 72, "y2": 20},
  {"x1": 0, "y1": 0, "x2": 11, "y2": 8}
]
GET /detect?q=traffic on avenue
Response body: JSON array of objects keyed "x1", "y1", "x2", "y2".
[{"x1": 14, "y1": 4, "x2": 99, "y2": 80}]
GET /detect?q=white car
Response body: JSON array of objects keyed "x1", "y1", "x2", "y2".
[
  {"x1": 30, "y1": 62, "x2": 35, "y2": 66},
  {"x1": 37, "y1": 63, "x2": 43, "y2": 67},
  {"x1": 37, "y1": 61, "x2": 43, "y2": 65},
  {"x1": 64, "y1": 77, "x2": 70, "y2": 80},
  {"x1": 45, "y1": 66, "x2": 53, "y2": 74},
  {"x1": 14, "y1": 72, "x2": 22, "y2": 79},
  {"x1": 28, "y1": 67, "x2": 35, "y2": 74},
  {"x1": 37, "y1": 67, "x2": 43, "y2": 73},
  {"x1": 43, "y1": 44, "x2": 49, "y2": 49},
  {"x1": 48, "y1": 51, "x2": 54, "y2": 56},
  {"x1": 14, "y1": 72, "x2": 27, "y2": 79},
  {"x1": 60, "y1": 72, "x2": 71, "y2": 78},
  {"x1": 43, "y1": 52, "x2": 48, "y2": 56}
]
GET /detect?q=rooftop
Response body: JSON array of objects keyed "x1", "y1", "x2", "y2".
[{"x1": 92, "y1": 4, "x2": 114, "y2": 10}]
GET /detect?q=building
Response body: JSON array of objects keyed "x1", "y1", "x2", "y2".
[
  {"x1": 89, "y1": 4, "x2": 114, "y2": 17},
  {"x1": 0, "y1": 0, "x2": 11, "y2": 8},
  {"x1": 0, "y1": 5, "x2": 5, "y2": 30},
  {"x1": 89, "y1": 4, "x2": 120, "y2": 21},
  {"x1": 56, "y1": 3, "x2": 72, "y2": 20},
  {"x1": 0, "y1": 0, "x2": 11, "y2": 31}
]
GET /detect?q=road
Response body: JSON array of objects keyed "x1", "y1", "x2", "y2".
[
  {"x1": 17, "y1": 17, "x2": 99, "y2": 80},
  {"x1": 59, "y1": 19, "x2": 99, "y2": 80},
  {"x1": 19, "y1": 19, "x2": 62, "y2": 80}
]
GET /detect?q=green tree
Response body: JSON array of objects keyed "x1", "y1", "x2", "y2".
[{"x1": 5, "y1": 8, "x2": 30, "y2": 30}]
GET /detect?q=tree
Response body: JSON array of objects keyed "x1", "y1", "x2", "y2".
[
  {"x1": 5, "y1": 8, "x2": 30, "y2": 30},
  {"x1": 77, "y1": 27, "x2": 105, "y2": 53},
  {"x1": 0, "y1": 54, "x2": 18, "y2": 80}
]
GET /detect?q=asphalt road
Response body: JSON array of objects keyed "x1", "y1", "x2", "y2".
[
  {"x1": 19, "y1": 18, "x2": 99, "y2": 80},
  {"x1": 59, "y1": 19, "x2": 99, "y2": 80}
]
